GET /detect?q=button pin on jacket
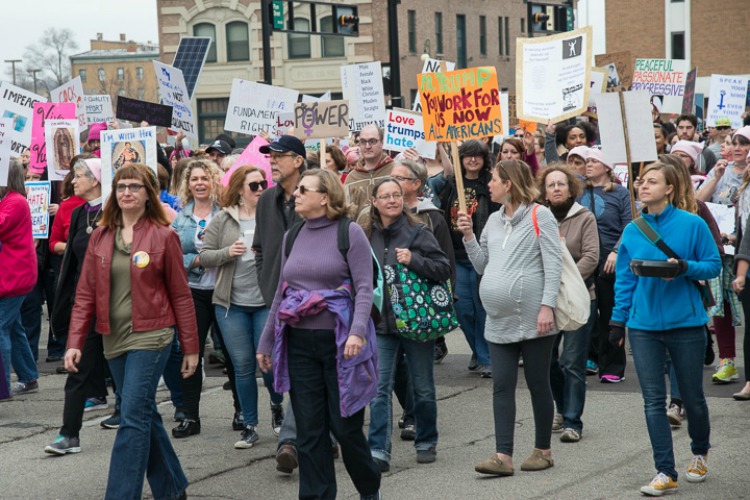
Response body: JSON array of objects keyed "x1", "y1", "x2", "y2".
[{"x1": 133, "y1": 251, "x2": 150, "y2": 268}]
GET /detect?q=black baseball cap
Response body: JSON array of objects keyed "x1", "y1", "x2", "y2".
[
  {"x1": 259, "y1": 135, "x2": 306, "y2": 158},
  {"x1": 206, "y1": 139, "x2": 232, "y2": 155}
]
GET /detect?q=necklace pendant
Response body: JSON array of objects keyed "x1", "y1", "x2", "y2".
[{"x1": 86, "y1": 226, "x2": 94, "y2": 235}]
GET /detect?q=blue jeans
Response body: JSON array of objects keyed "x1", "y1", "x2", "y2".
[
  {"x1": 162, "y1": 335, "x2": 184, "y2": 409},
  {"x1": 0, "y1": 295, "x2": 38, "y2": 391},
  {"x1": 455, "y1": 259, "x2": 490, "y2": 365},
  {"x1": 629, "y1": 327, "x2": 711, "y2": 481},
  {"x1": 369, "y1": 334, "x2": 438, "y2": 463},
  {"x1": 550, "y1": 299, "x2": 596, "y2": 432},
  {"x1": 106, "y1": 344, "x2": 188, "y2": 500},
  {"x1": 215, "y1": 304, "x2": 282, "y2": 426}
]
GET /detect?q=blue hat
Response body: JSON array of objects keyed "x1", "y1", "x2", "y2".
[{"x1": 259, "y1": 135, "x2": 306, "y2": 158}]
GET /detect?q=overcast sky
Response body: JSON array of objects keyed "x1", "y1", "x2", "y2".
[{"x1": 0, "y1": 0, "x2": 159, "y2": 80}]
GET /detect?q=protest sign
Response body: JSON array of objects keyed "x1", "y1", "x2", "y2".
[
  {"x1": 507, "y1": 93, "x2": 518, "y2": 129},
  {"x1": 412, "y1": 59, "x2": 456, "y2": 113},
  {"x1": 224, "y1": 135, "x2": 274, "y2": 187},
  {"x1": 30, "y1": 102, "x2": 76, "y2": 174},
  {"x1": 225, "y1": 79, "x2": 299, "y2": 137},
  {"x1": 83, "y1": 95, "x2": 114, "y2": 126},
  {"x1": 595, "y1": 51, "x2": 635, "y2": 91},
  {"x1": 705, "y1": 202, "x2": 735, "y2": 255},
  {"x1": 25, "y1": 180, "x2": 51, "y2": 239},
  {"x1": 418, "y1": 66, "x2": 503, "y2": 141},
  {"x1": 340, "y1": 62, "x2": 387, "y2": 131},
  {"x1": 681, "y1": 68, "x2": 697, "y2": 115},
  {"x1": 153, "y1": 61, "x2": 197, "y2": 138},
  {"x1": 0, "y1": 118, "x2": 12, "y2": 186},
  {"x1": 44, "y1": 119, "x2": 80, "y2": 181},
  {"x1": 516, "y1": 26, "x2": 593, "y2": 123},
  {"x1": 0, "y1": 81, "x2": 46, "y2": 154},
  {"x1": 589, "y1": 67, "x2": 607, "y2": 105},
  {"x1": 116, "y1": 96, "x2": 174, "y2": 128},
  {"x1": 631, "y1": 58, "x2": 688, "y2": 114},
  {"x1": 706, "y1": 74, "x2": 749, "y2": 128},
  {"x1": 384, "y1": 108, "x2": 436, "y2": 159},
  {"x1": 100, "y1": 126, "x2": 157, "y2": 200},
  {"x1": 292, "y1": 100, "x2": 349, "y2": 140},
  {"x1": 597, "y1": 91, "x2": 658, "y2": 166},
  {"x1": 51, "y1": 76, "x2": 87, "y2": 131}
]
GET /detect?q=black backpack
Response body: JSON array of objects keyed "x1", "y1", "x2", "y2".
[{"x1": 284, "y1": 217, "x2": 383, "y2": 324}]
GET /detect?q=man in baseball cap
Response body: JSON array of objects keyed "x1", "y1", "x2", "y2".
[
  {"x1": 259, "y1": 135, "x2": 307, "y2": 159},
  {"x1": 206, "y1": 139, "x2": 232, "y2": 167}
]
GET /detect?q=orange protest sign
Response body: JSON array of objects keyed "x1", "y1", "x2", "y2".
[
  {"x1": 417, "y1": 66, "x2": 503, "y2": 141},
  {"x1": 518, "y1": 120, "x2": 538, "y2": 134}
]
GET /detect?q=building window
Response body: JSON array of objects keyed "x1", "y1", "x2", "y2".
[
  {"x1": 456, "y1": 15, "x2": 467, "y2": 69},
  {"x1": 118, "y1": 88, "x2": 126, "y2": 97},
  {"x1": 498, "y1": 17, "x2": 503, "y2": 56},
  {"x1": 504, "y1": 17, "x2": 510, "y2": 56},
  {"x1": 198, "y1": 98, "x2": 247, "y2": 147},
  {"x1": 435, "y1": 12, "x2": 443, "y2": 54},
  {"x1": 137, "y1": 88, "x2": 146, "y2": 100},
  {"x1": 479, "y1": 16, "x2": 487, "y2": 56},
  {"x1": 79, "y1": 69, "x2": 87, "y2": 83},
  {"x1": 98, "y1": 68, "x2": 105, "y2": 82},
  {"x1": 226, "y1": 21, "x2": 250, "y2": 61},
  {"x1": 193, "y1": 23, "x2": 217, "y2": 63},
  {"x1": 671, "y1": 32, "x2": 685, "y2": 60},
  {"x1": 408, "y1": 10, "x2": 417, "y2": 53},
  {"x1": 320, "y1": 16, "x2": 345, "y2": 58},
  {"x1": 136, "y1": 67, "x2": 144, "y2": 80},
  {"x1": 288, "y1": 18, "x2": 311, "y2": 59},
  {"x1": 117, "y1": 68, "x2": 124, "y2": 81},
  {"x1": 521, "y1": 18, "x2": 525, "y2": 33}
]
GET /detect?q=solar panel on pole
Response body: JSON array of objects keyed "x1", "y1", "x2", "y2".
[{"x1": 172, "y1": 37, "x2": 212, "y2": 100}]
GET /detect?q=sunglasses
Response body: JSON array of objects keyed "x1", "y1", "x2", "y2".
[
  {"x1": 296, "y1": 185, "x2": 323, "y2": 195},
  {"x1": 248, "y1": 180, "x2": 268, "y2": 192},
  {"x1": 197, "y1": 219, "x2": 206, "y2": 240},
  {"x1": 715, "y1": 126, "x2": 731, "y2": 131}
]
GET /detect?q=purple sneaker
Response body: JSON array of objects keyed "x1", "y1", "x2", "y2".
[{"x1": 600, "y1": 374, "x2": 623, "y2": 384}]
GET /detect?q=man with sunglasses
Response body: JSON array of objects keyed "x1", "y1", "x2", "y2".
[
  {"x1": 252, "y1": 134, "x2": 307, "y2": 474},
  {"x1": 344, "y1": 124, "x2": 395, "y2": 220},
  {"x1": 675, "y1": 113, "x2": 717, "y2": 174},
  {"x1": 707, "y1": 117, "x2": 733, "y2": 159}
]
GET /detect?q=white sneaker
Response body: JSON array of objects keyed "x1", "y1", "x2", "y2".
[
  {"x1": 552, "y1": 412, "x2": 564, "y2": 432},
  {"x1": 666, "y1": 403, "x2": 682, "y2": 428}
]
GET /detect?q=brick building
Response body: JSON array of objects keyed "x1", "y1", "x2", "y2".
[
  {"x1": 70, "y1": 33, "x2": 160, "y2": 105},
  {"x1": 604, "y1": 0, "x2": 750, "y2": 94}
]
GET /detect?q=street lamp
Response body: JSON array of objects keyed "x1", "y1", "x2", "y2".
[
  {"x1": 28, "y1": 69, "x2": 41, "y2": 94},
  {"x1": 4, "y1": 59, "x2": 22, "y2": 85}
]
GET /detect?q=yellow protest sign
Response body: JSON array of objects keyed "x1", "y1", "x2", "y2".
[{"x1": 417, "y1": 66, "x2": 503, "y2": 141}]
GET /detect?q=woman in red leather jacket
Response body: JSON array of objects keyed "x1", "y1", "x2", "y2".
[{"x1": 64, "y1": 163, "x2": 199, "y2": 500}]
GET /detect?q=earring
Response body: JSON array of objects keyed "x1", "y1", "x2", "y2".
[{"x1": 239, "y1": 199, "x2": 244, "y2": 206}]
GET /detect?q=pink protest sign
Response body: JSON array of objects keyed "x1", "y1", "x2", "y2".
[
  {"x1": 30, "y1": 102, "x2": 76, "y2": 171},
  {"x1": 221, "y1": 136, "x2": 274, "y2": 187}
]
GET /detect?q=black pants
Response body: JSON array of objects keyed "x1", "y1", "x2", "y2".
[
  {"x1": 60, "y1": 327, "x2": 111, "y2": 438},
  {"x1": 287, "y1": 327, "x2": 380, "y2": 500},
  {"x1": 181, "y1": 288, "x2": 238, "y2": 420},
  {"x1": 740, "y1": 289, "x2": 750, "y2": 382},
  {"x1": 595, "y1": 273, "x2": 626, "y2": 378},
  {"x1": 488, "y1": 335, "x2": 556, "y2": 456}
]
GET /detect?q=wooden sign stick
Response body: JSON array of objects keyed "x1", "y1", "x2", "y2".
[
  {"x1": 319, "y1": 139, "x2": 326, "y2": 171},
  {"x1": 438, "y1": 60, "x2": 466, "y2": 213},
  {"x1": 619, "y1": 91, "x2": 637, "y2": 220}
]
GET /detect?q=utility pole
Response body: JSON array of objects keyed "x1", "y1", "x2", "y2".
[
  {"x1": 4, "y1": 59, "x2": 22, "y2": 85},
  {"x1": 387, "y1": 0, "x2": 402, "y2": 108},
  {"x1": 260, "y1": 0, "x2": 273, "y2": 84},
  {"x1": 28, "y1": 69, "x2": 41, "y2": 94}
]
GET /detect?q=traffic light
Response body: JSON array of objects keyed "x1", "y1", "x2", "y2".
[
  {"x1": 336, "y1": 7, "x2": 359, "y2": 35},
  {"x1": 527, "y1": 2, "x2": 575, "y2": 36}
]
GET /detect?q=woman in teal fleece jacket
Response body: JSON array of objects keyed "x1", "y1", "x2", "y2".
[{"x1": 610, "y1": 161, "x2": 721, "y2": 497}]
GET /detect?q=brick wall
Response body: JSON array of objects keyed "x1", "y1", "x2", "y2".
[
  {"x1": 605, "y1": 0, "x2": 665, "y2": 59},
  {"x1": 691, "y1": 0, "x2": 750, "y2": 76}
]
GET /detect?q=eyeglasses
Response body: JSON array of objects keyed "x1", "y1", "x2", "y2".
[
  {"x1": 360, "y1": 139, "x2": 380, "y2": 147},
  {"x1": 267, "y1": 153, "x2": 295, "y2": 161},
  {"x1": 715, "y1": 126, "x2": 731, "y2": 131},
  {"x1": 546, "y1": 181, "x2": 569, "y2": 189},
  {"x1": 375, "y1": 193, "x2": 403, "y2": 201},
  {"x1": 392, "y1": 175, "x2": 416, "y2": 182},
  {"x1": 116, "y1": 183, "x2": 145, "y2": 193},
  {"x1": 296, "y1": 185, "x2": 323, "y2": 195},
  {"x1": 463, "y1": 155, "x2": 482, "y2": 162},
  {"x1": 197, "y1": 219, "x2": 206, "y2": 240},
  {"x1": 248, "y1": 180, "x2": 268, "y2": 192}
]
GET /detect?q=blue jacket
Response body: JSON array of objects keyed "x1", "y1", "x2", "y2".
[
  {"x1": 612, "y1": 204, "x2": 721, "y2": 331},
  {"x1": 171, "y1": 201, "x2": 220, "y2": 285}
]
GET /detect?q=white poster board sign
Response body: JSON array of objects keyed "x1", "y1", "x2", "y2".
[
  {"x1": 225, "y1": 79, "x2": 299, "y2": 137},
  {"x1": 25, "y1": 180, "x2": 51, "y2": 239},
  {"x1": 340, "y1": 62, "x2": 386, "y2": 131},
  {"x1": 706, "y1": 74, "x2": 750, "y2": 128},
  {"x1": 597, "y1": 91, "x2": 658, "y2": 166},
  {"x1": 0, "y1": 81, "x2": 46, "y2": 154},
  {"x1": 516, "y1": 26, "x2": 593, "y2": 123},
  {"x1": 83, "y1": 95, "x2": 114, "y2": 126},
  {"x1": 631, "y1": 59, "x2": 688, "y2": 114},
  {"x1": 705, "y1": 202, "x2": 736, "y2": 255},
  {"x1": 0, "y1": 118, "x2": 12, "y2": 186},
  {"x1": 50, "y1": 76, "x2": 87, "y2": 131},
  {"x1": 412, "y1": 59, "x2": 456, "y2": 112},
  {"x1": 384, "y1": 108, "x2": 436, "y2": 159},
  {"x1": 100, "y1": 127, "x2": 157, "y2": 201},
  {"x1": 44, "y1": 119, "x2": 80, "y2": 181},
  {"x1": 153, "y1": 61, "x2": 197, "y2": 138}
]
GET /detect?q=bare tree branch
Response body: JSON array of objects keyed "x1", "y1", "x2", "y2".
[{"x1": 22, "y1": 28, "x2": 79, "y2": 87}]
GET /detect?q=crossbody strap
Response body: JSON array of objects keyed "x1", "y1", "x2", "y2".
[{"x1": 632, "y1": 217, "x2": 680, "y2": 260}]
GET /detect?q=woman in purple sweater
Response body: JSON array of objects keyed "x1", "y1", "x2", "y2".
[{"x1": 257, "y1": 169, "x2": 381, "y2": 500}]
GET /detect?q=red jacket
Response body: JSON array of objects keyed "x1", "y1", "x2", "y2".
[
  {"x1": 49, "y1": 195, "x2": 86, "y2": 253},
  {"x1": 67, "y1": 217, "x2": 199, "y2": 354},
  {"x1": 0, "y1": 192, "x2": 37, "y2": 298}
]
